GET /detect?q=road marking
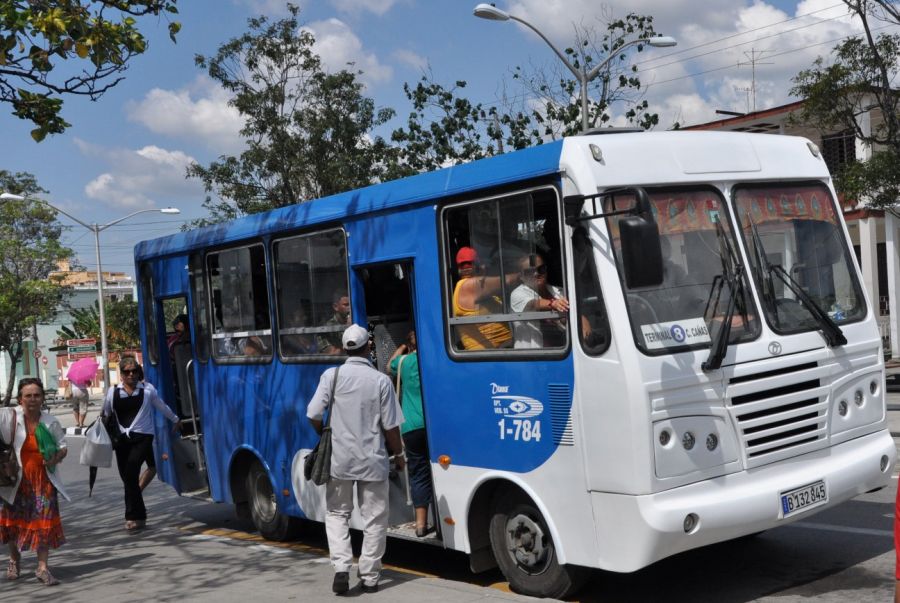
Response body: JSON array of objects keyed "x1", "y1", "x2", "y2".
[{"x1": 786, "y1": 521, "x2": 893, "y2": 538}]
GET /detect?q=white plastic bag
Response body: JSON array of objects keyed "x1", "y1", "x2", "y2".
[{"x1": 79, "y1": 419, "x2": 113, "y2": 468}]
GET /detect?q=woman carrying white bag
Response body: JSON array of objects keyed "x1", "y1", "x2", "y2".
[{"x1": 79, "y1": 419, "x2": 113, "y2": 497}]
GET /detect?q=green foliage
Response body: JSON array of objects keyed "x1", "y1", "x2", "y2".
[
  {"x1": 0, "y1": 1, "x2": 180, "y2": 141},
  {"x1": 790, "y1": 1, "x2": 900, "y2": 209},
  {"x1": 0, "y1": 170, "x2": 72, "y2": 405},
  {"x1": 57, "y1": 298, "x2": 140, "y2": 351},
  {"x1": 186, "y1": 3, "x2": 394, "y2": 225},
  {"x1": 387, "y1": 13, "x2": 663, "y2": 173}
]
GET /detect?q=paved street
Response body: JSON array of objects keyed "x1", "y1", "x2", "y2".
[{"x1": 1, "y1": 393, "x2": 898, "y2": 602}]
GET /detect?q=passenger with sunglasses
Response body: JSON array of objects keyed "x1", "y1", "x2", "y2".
[
  {"x1": 101, "y1": 357, "x2": 182, "y2": 532},
  {"x1": 510, "y1": 253, "x2": 570, "y2": 349}
]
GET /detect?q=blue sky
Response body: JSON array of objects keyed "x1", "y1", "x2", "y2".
[{"x1": 0, "y1": 0, "x2": 890, "y2": 276}]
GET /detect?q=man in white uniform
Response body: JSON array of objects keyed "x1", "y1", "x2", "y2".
[{"x1": 306, "y1": 324, "x2": 405, "y2": 595}]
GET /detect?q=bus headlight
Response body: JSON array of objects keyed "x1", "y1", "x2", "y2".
[
  {"x1": 831, "y1": 372, "x2": 885, "y2": 439},
  {"x1": 653, "y1": 416, "x2": 738, "y2": 479}
]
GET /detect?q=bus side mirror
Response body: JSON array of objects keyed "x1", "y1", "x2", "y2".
[{"x1": 620, "y1": 189, "x2": 663, "y2": 288}]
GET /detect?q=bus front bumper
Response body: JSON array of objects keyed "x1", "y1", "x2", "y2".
[{"x1": 589, "y1": 429, "x2": 895, "y2": 572}]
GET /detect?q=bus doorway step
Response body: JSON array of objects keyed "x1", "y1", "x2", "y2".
[
  {"x1": 387, "y1": 521, "x2": 442, "y2": 546},
  {"x1": 180, "y1": 488, "x2": 212, "y2": 501}
]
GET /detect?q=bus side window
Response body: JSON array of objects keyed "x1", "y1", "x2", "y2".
[
  {"x1": 273, "y1": 228, "x2": 351, "y2": 359},
  {"x1": 207, "y1": 244, "x2": 273, "y2": 361},
  {"x1": 444, "y1": 186, "x2": 569, "y2": 354}
]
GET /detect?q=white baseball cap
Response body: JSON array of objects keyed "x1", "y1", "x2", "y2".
[{"x1": 342, "y1": 324, "x2": 369, "y2": 351}]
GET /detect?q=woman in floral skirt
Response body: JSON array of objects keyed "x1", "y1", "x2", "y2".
[{"x1": 0, "y1": 378, "x2": 68, "y2": 586}]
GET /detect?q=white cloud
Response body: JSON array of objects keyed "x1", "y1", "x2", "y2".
[
  {"x1": 75, "y1": 139, "x2": 204, "y2": 209},
  {"x1": 330, "y1": 0, "x2": 411, "y2": 16},
  {"x1": 392, "y1": 48, "x2": 428, "y2": 72},
  {"x1": 499, "y1": 0, "x2": 875, "y2": 128},
  {"x1": 305, "y1": 18, "x2": 393, "y2": 85},
  {"x1": 125, "y1": 76, "x2": 245, "y2": 154}
]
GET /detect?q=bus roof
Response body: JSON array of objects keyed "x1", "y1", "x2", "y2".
[
  {"x1": 134, "y1": 130, "x2": 830, "y2": 261},
  {"x1": 134, "y1": 138, "x2": 565, "y2": 261}
]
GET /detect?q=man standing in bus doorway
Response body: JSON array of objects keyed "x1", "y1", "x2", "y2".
[
  {"x1": 307, "y1": 324, "x2": 405, "y2": 595},
  {"x1": 317, "y1": 289, "x2": 352, "y2": 354}
]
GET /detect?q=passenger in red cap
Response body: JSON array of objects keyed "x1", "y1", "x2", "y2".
[
  {"x1": 455, "y1": 247, "x2": 477, "y2": 279},
  {"x1": 451, "y1": 246, "x2": 517, "y2": 350}
]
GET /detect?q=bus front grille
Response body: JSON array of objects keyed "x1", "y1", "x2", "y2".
[{"x1": 727, "y1": 363, "x2": 828, "y2": 467}]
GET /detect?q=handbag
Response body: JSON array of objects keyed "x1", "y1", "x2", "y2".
[
  {"x1": 0, "y1": 409, "x2": 19, "y2": 487},
  {"x1": 80, "y1": 417, "x2": 113, "y2": 469},
  {"x1": 304, "y1": 367, "x2": 340, "y2": 485},
  {"x1": 103, "y1": 413, "x2": 124, "y2": 450}
]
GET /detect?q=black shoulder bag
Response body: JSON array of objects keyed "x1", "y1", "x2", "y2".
[{"x1": 304, "y1": 367, "x2": 340, "y2": 485}]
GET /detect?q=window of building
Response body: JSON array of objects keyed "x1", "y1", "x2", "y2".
[{"x1": 821, "y1": 130, "x2": 856, "y2": 176}]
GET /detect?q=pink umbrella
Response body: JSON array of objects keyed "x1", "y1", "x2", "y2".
[{"x1": 66, "y1": 357, "x2": 99, "y2": 387}]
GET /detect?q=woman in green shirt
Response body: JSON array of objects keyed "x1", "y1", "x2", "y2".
[{"x1": 388, "y1": 331, "x2": 433, "y2": 537}]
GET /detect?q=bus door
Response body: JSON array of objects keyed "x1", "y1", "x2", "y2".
[
  {"x1": 157, "y1": 296, "x2": 210, "y2": 497},
  {"x1": 355, "y1": 260, "x2": 438, "y2": 541}
]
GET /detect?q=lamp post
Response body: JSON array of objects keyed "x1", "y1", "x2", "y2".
[
  {"x1": 0, "y1": 192, "x2": 180, "y2": 389},
  {"x1": 473, "y1": 3, "x2": 676, "y2": 132}
]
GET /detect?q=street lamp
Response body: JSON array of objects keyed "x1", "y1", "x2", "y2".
[
  {"x1": 473, "y1": 3, "x2": 677, "y2": 132},
  {"x1": 0, "y1": 192, "x2": 180, "y2": 389}
]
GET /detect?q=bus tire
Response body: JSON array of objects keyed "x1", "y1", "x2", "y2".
[
  {"x1": 488, "y1": 490, "x2": 588, "y2": 598},
  {"x1": 245, "y1": 461, "x2": 299, "y2": 541}
]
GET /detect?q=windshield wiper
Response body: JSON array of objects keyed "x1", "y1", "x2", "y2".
[
  {"x1": 748, "y1": 222, "x2": 845, "y2": 347},
  {"x1": 769, "y1": 265, "x2": 847, "y2": 346},
  {"x1": 702, "y1": 219, "x2": 746, "y2": 372}
]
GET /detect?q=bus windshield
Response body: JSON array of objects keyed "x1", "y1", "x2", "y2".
[
  {"x1": 733, "y1": 182, "x2": 865, "y2": 335},
  {"x1": 607, "y1": 187, "x2": 760, "y2": 354}
]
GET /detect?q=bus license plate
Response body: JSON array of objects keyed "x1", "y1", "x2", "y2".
[{"x1": 780, "y1": 480, "x2": 827, "y2": 517}]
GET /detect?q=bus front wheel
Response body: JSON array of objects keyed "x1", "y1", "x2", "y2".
[
  {"x1": 245, "y1": 461, "x2": 299, "y2": 541},
  {"x1": 488, "y1": 490, "x2": 588, "y2": 598}
]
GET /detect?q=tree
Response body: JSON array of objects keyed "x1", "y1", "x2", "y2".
[
  {"x1": 790, "y1": 0, "x2": 900, "y2": 210},
  {"x1": 1, "y1": 1, "x2": 181, "y2": 141},
  {"x1": 0, "y1": 171, "x2": 72, "y2": 405},
  {"x1": 56, "y1": 298, "x2": 140, "y2": 351},
  {"x1": 388, "y1": 13, "x2": 664, "y2": 173},
  {"x1": 186, "y1": 3, "x2": 394, "y2": 225}
]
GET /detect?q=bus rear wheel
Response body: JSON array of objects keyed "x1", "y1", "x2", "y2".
[
  {"x1": 488, "y1": 490, "x2": 588, "y2": 598},
  {"x1": 245, "y1": 461, "x2": 299, "y2": 541}
]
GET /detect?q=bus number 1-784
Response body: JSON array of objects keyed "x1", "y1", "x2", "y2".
[{"x1": 498, "y1": 418, "x2": 542, "y2": 442}]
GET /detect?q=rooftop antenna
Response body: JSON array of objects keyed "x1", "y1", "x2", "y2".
[{"x1": 737, "y1": 49, "x2": 773, "y2": 112}]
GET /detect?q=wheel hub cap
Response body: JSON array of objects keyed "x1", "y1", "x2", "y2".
[{"x1": 505, "y1": 514, "x2": 547, "y2": 568}]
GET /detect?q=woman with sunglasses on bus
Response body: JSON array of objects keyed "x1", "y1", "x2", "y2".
[
  {"x1": 0, "y1": 378, "x2": 68, "y2": 586},
  {"x1": 101, "y1": 356, "x2": 182, "y2": 532},
  {"x1": 510, "y1": 252, "x2": 570, "y2": 349}
]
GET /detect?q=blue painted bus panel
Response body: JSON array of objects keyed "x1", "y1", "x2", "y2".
[{"x1": 135, "y1": 140, "x2": 564, "y2": 262}]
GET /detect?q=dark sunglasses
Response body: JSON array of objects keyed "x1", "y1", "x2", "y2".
[
  {"x1": 121, "y1": 369, "x2": 139, "y2": 375},
  {"x1": 523, "y1": 264, "x2": 548, "y2": 277}
]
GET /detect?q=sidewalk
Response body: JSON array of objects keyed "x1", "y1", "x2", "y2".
[{"x1": 46, "y1": 394, "x2": 103, "y2": 435}]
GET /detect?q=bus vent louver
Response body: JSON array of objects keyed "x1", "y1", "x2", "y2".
[
  {"x1": 548, "y1": 384, "x2": 575, "y2": 446},
  {"x1": 727, "y1": 362, "x2": 827, "y2": 467}
]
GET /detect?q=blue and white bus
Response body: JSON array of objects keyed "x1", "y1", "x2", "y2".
[{"x1": 134, "y1": 131, "x2": 896, "y2": 598}]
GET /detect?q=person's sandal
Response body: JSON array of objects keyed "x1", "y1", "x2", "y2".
[
  {"x1": 415, "y1": 525, "x2": 434, "y2": 538},
  {"x1": 6, "y1": 558, "x2": 20, "y2": 580},
  {"x1": 35, "y1": 568, "x2": 60, "y2": 586}
]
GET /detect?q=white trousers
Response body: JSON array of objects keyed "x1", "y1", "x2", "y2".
[{"x1": 325, "y1": 478, "x2": 390, "y2": 586}]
